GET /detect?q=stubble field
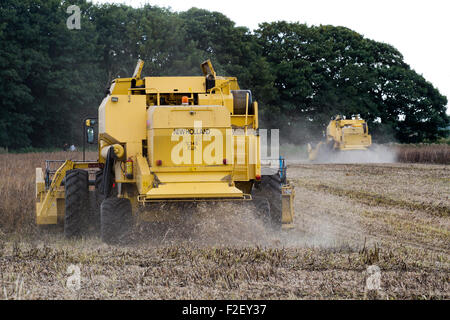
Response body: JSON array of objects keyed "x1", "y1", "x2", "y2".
[{"x1": 0, "y1": 152, "x2": 448, "y2": 299}]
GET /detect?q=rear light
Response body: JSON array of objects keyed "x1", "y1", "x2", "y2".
[
  {"x1": 156, "y1": 160, "x2": 162, "y2": 166},
  {"x1": 255, "y1": 175, "x2": 261, "y2": 181}
]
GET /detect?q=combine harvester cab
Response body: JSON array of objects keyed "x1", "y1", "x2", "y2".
[
  {"x1": 36, "y1": 59, "x2": 295, "y2": 243},
  {"x1": 308, "y1": 115, "x2": 372, "y2": 161}
]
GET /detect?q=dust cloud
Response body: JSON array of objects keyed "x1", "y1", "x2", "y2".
[
  {"x1": 128, "y1": 144, "x2": 398, "y2": 249},
  {"x1": 282, "y1": 143, "x2": 397, "y2": 164},
  {"x1": 313, "y1": 144, "x2": 397, "y2": 164},
  {"x1": 133, "y1": 201, "x2": 278, "y2": 247},
  {"x1": 131, "y1": 200, "x2": 352, "y2": 250}
]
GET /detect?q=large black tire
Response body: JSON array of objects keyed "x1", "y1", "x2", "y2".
[
  {"x1": 94, "y1": 170, "x2": 104, "y2": 213},
  {"x1": 85, "y1": 170, "x2": 104, "y2": 233},
  {"x1": 251, "y1": 174, "x2": 282, "y2": 229},
  {"x1": 101, "y1": 197, "x2": 133, "y2": 244},
  {"x1": 252, "y1": 196, "x2": 271, "y2": 225},
  {"x1": 64, "y1": 169, "x2": 89, "y2": 238}
]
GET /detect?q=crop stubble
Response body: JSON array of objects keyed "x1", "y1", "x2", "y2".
[{"x1": 0, "y1": 153, "x2": 448, "y2": 299}]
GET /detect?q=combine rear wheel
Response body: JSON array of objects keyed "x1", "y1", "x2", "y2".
[
  {"x1": 251, "y1": 174, "x2": 282, "y2": 229},
  {"x1": 64, "y1": 169, "x2": 89, "y2": 238},
  {"x1": 86, "y1": 170, "x2": 104, "y2": 233},
  {"x1": 101, "y1": 197, "x2": 133, "y2": 244},
  {"x1": 252, "y1": 196, "x2": 271, "y2": 225},
  {"x1": 94, "y1": 170, "x2": 105, "y2": 208}
]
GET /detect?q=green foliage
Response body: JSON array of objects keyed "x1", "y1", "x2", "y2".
[
  {"x1": 179, "y1": 8, "x2": 276, "y2": 102},
  {"x1": 0, "y1": 2, "x2": 447, "y2": 149},
  {"x1": 255, "y1": 22, "x2": 448, "y2": 143},
  {"x1": 0, "y1": 0, "x2": 103, "y2": 149}
]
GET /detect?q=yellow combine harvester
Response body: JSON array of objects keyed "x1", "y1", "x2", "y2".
[
  {"x1": 308, "y1": 115, "x2": 372, "y2": 161},
  {"x1": 36, "y1": 60, "x2": 295, "y2": 243}
]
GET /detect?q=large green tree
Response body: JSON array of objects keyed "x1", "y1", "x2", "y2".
[
  {"x1": 179, "y1": 8, "x2": 276, "y2": 104},
  {"x1": 91, "y1": 4, "x2": 205, "y2": 82},
  {"x1": 255, "y1": 22, "x2": 448, "y2": 143},
  {"x1": 0, "y1": 0, "x2": 103, "y2": 148}
]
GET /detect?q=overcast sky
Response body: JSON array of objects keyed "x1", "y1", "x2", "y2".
[{"x1": 93, "y1": 0, "x2": 450, "y2": 113}]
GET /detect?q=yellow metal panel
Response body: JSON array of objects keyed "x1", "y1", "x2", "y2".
[
  {"x1": 230, "y1": 115, "x2": 256, "y2": 127},
  {"x1": 125, "y1": 142, "x2": 142, "y2": 158},
  {"x1": 151, "y1": 165, "x2": 233, "y2": 172},
  {"x1": 36, "y1": 199, "x2": 58, "y2": 225},
  {"x1": 232, "y1": 133, "x2": 252, "y2": 181},
  {"x1": 110, "y1": 78, "x2": 133, "y2": 95},
  {"x1": 281, "y1": 184, "x2": 295, "y2": 229},
  {"x1": 36, "y1": 160, "x2": 74, "y2": 225},
  {"x1": 169, "y1": 109, "x2": 213, "y2": 126},
  {"x1": 100, "y1": 94, "x2": 147, "y2": 147},
  {"x1": 197, "y1": 93, "x2": 234, "y2": 113},
  {"x1": 136, "y1": 154, "x2": 153, "y2": 194},
  {"x1": 145, "y1": 182, "x2": 243, "y2": 199},
  {"x1": 149, "y1": 105, "x2": 231, "y2": 128},
  {"x1": 148, "y1": 105, "x2": 232, "y2": 168},
  {"x1": 215, "y1": 77, "x2": 238, "y2": 92},
  {"x1": 153, "y1": 172, "x2": 231, "y2": 183},
  {"x1": 144, "y1": 77, "x2": 205, "y2": 93},
  {"x1": 248, "y1": 134, "x2": 257, "y2": 179},
  {"x1": 201, "y1": 59, "x2": 216, "y2": 77},
  {"x1": 98, "y1": 97, "x2": 107, "y2": 135},
  {"x1": 132, "y1": 59, "x2": 145, "y2": 79},
  {"x1": 254, "y1": 101, "x2": 259, "y2": 129}
]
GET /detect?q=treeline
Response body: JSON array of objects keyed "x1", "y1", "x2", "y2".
[{"x1": 0, "y1": 0, "x2": 448, "y2": 149}]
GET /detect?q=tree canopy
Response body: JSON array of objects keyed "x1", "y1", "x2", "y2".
[
  {"x1": 256, "y1": 22, "x2": 448, "y2": 143},
  {"x1": 0, "y1": 0, "x2": 447, "y2": 149}
]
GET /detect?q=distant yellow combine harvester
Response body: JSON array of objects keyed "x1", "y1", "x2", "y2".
[
  {"x1": 36, "y1": 59, "x2": 295, "y2": 243},
  {"x1": 308, "y1": 115, "x2": 372, "y2": 161}
]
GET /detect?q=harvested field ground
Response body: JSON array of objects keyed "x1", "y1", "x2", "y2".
[{"x1": 0, "y1": 153, "x2": 449, "y2": 299}]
